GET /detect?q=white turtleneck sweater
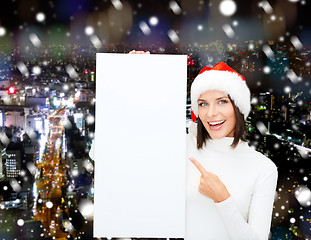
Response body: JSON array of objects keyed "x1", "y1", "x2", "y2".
[{"x1": 186, "y1": 133, "x2": 278, "y2": 240}]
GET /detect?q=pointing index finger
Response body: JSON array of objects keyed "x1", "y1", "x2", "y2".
[{"x1": 190, "y1": 157, "x2": 208, "y2": 175}]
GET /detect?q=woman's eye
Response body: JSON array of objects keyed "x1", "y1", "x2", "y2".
[
  {"x1": 219, "y1": 100, "x2": 228, "y2": 104},
  {"x1": 199, "y1": 102, "x2": 208, "y2": 107}
]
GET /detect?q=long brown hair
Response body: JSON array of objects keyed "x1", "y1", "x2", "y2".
[{"x1": 196, "y1": 97, "x2": 247, "y2": 149}]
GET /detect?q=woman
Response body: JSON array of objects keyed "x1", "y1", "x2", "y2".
[
  {"x1": 92, "y1": 51, "x2": 278, "y2": 239},
  {"x1": 186, "y1": 62, "x2": 278, "y2": 240}
]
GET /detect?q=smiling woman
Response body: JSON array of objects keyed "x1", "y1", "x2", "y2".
[
  {"x1": 187, "y1": 62, "x2": 278, "y2": 240},
  {"x1": 89, "y1": 54, "x2": 278, "y2": 240},
  {"x1": 198, "y1": 90, "x2": 236, "y2": 140},
  {"x1": 196, "y1": 90, "x2": 247, "y2": 148}
]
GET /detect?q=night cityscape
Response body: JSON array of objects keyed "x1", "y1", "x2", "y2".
[{"x1": 0, "y1": 0, "x2": 311, "y2": 239}]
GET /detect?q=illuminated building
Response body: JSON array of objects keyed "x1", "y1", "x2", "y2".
[
  {"x1": 4, "y1": 142, "x2": 24, "y2": 178},
  {"x1": 5, "y1": 152, "x2": 21, "y2": 178}
]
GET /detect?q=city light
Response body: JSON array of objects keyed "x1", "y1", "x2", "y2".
[{"x1": 8, "y1": 86, "x2": 16, "y2": 94}]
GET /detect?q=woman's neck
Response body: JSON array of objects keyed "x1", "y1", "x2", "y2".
[{"x1": 202, "y1": 137, "x2": 248, "y2": 153}]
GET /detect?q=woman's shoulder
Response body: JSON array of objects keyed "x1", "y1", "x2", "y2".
[
  {"x1": 247, "y1": 146, "x2": 278, "y2": 174},
  {"x1": 186, "y1": 131, "x2": 197, "y2": 149},
  {"x1": 186, "y1": 121, "x2": 197, "y2": 143},
  {"x1": 247, "y1": 148, "x2": 278, "y2": 190}
]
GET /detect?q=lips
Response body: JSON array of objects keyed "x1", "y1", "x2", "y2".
[{"x1": 208, "y1": 120, "x2": 226, "y2": 130}]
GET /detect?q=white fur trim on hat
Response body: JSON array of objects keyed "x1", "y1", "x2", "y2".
[{"x1": 191, "y1": 70, "x2": 251, "y2": 120}]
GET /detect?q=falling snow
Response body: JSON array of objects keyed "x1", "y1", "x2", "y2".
[
  {"x1": 32, "y1": 66, "x2": 42, "y2": 75},
  {"x1": 168, "y1": 29, "x2": 180, "y2": 43},
  {"x1": 0, "y1": 27, "x2": 6, "y2": 36},
  {"x1": 290, "y1": 35, "x2": 303, "y2": 50},
  {"x1": 0, "y1": 0, "x2": 310, "y2": 239},
  {"x1": 219, "y1": 0, "x2": 237, "y2": 17},
  {"x1": 84, "y1": 26, "x2": 94, "y2": 36},
  {"x1": 263, "y1": 66, "x2": 271, "y2": 74},
  {"x1": 17, "y1": 219, "x2": 24, "y2": 226},
  {"x1": 139, "y1": 21, "x2": 151, "y2": 35},
  {"x1": 16, "y1": 62, "x2": 30, "y2": 77},
  {"x1": 223, "y1": 24, "x2": 235, "y2": 38},
  {"x1": 169, "y1": 1, "x2": 182, "y2": 15},
  {"x1": 36, "y1": 12, "x2": 46, "y2": 22},
  {"x1": 262, "y1": 45, "x2": 274, "y2": 58},
  {"x1": 258, "y1": 1, "x2": 273, "y2": 14},
  {"x1": 149, "y1": 16, "x2": 159, "y2": 26},
  {"x1": 111, "y1": 0, "x2": 123, "y2": 11}
]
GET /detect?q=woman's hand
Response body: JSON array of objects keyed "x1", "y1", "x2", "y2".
[
  {"x1": 190, "y1": 157, "x2": 231, "y2": 203},
  {"x1": 129, "y1": 50, "x2": 150, "y2": 54}
]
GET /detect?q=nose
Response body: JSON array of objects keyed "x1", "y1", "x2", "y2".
[{"x1": 207, "y1": 104, "x2": 218, "y2": 117}]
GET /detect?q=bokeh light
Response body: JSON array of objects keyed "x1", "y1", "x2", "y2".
[
  {"x1": 197, "y1": 24, "x2": 204, "y2": 31},
  {"x1": 36, "y1": 12, "x2": 46, "y2": 22},
  {"x1": 46, "y1": 201, "x2": 53, "y2": 209},
  {"x1": 219, "y1": 0, "x2": 237, "y2": 16},
  {"x1": 85, "y1": 26, "x2": 94, "y2": 36},
  {"x1": 32, "y1": 66, "x2": 41, "y2": 75},
  {"x1": 263, "y1": 66, "x2": 271, "y2": 74},
  {"x1": 149, "y1": 16, "x2": 159, "y2": 26},
  {"x1": 0, "y1": 27, "x2": 6, "y2": 36},
  {"x1": 79, "y1": 200, "x2": 94, "y2": 220},
  {"x1": 17, "y1": 219, "x2": 24, "y2": 226},
  {"x1": 284, "y1": 86, "x2": 291, "y2": 93}
]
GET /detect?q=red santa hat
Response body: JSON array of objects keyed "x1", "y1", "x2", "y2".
[{"x1": 190, "y1": 62, "x2": 251, "y2": 122}]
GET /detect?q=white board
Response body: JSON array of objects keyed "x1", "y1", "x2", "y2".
[{"x1": 94, "y1": 53, "x2": 187, "y2": 238}]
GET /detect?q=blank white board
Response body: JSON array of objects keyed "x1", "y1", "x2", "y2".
[{"x1": 94, "y1": 53, "x2": 187, "y2": 238}]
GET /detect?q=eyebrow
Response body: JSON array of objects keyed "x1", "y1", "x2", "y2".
[{"x1": 197, "y1": 96, "x2": 229, "y2": 102}]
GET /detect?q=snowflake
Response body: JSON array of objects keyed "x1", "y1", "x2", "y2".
[
  {"x1": 17, "y1": 219, "x2": 25, "y2": 226},
  {"x1": 168, "y1": 29, "x2": 180, "y2": 43},
  {"x1": 85, "y1": 26, "x2": 94, "y2": 36},
  {"x1": 32, "y1": 66, "x2": 42, "y2": 75},
  {"x1": 149, "y1": 16, "x2": 159, "y2": 26},
  {"x1": 0, "y1": 27, "x2": 6, "y2": 36},
  {"x1": 219, "y1": 0, "x2": 237, "y2": 16},
  {"x1": 169, "y1": 1, "x2": 181, "y2": 15},
  {"x1": 139, "y1": 21, "x2": 151, "y2": 35},
  {"x1": 29, "y1": 33, "x2": 42, "y2": 48},
  {"x1": 36, "y1": 12, "x2": 46, "y2": 22}
]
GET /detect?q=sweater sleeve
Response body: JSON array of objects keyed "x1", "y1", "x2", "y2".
[
  {"x1": 214, "y1": 162, "x2": 278, "y2": 240},
  {"x1": 89, "y1": 139, "x2": 95, "y2": 160}
]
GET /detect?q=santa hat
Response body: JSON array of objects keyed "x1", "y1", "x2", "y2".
[{"x1": 190, "y1": 62, "x2": 251, "y2": 122}]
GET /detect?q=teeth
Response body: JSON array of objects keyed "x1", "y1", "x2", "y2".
[{"x1": 209, "y1": 120, "x2": 225, "y2": 126}]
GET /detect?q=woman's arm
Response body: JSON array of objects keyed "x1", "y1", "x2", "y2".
[
  {"x1": 214, "y1": 163, "x2": 278, "y2": 240},
  {"x1": 191, "y1": 156, "x2": 278, "y2": 240}
]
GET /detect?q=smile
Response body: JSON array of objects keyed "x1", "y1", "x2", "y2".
[{"x1": 208, "y1": 120, "x2": 225, "y2": 126}]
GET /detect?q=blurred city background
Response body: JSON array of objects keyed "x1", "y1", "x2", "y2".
[{"x1": 0, "y1": 0, "x2": 311, "y2": 239}]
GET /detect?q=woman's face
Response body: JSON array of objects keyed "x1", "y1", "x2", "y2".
[{"x1": 198, "y1": 90, "x2": 236, "y2": 139}]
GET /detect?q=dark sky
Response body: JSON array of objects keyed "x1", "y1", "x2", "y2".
[{"x1": 0, "y1": 0, "x2": 310, "y2": 37}]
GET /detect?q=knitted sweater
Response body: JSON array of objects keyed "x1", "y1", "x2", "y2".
[{"x1": 186, "y1": 133, "x2": 278, "y2": 240}]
